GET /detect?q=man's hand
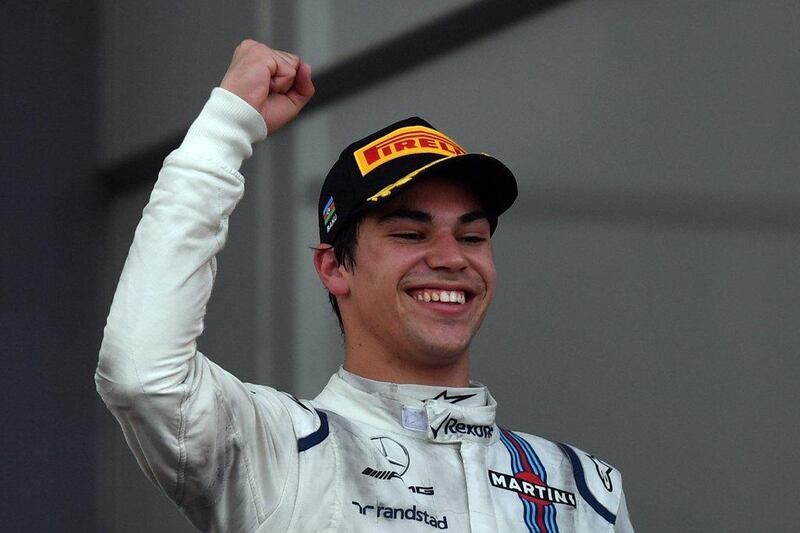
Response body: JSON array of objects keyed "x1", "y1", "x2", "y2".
[{"x1": 220, "y1": 40, "x2": 315, "y2": 134}]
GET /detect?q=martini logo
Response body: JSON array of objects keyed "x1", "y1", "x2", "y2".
[
  {"x1": 498, "y1": 428, "x2": 567, "y2": 531},
  {"x1": 353, "y1": 125, "x2": 465, "y2": 175},
  {"x1": 322, "y1": 196, "x2": 337, "y2": 232},
  {"x1": 488, "y1": 470, "x2": 576, "y2": 508}
]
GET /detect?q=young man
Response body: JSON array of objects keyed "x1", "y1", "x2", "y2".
[{"x1": 97, "y1": 41, "x2": 634, "y2": 532}]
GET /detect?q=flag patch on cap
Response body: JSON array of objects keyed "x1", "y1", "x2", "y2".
[
  {"x1": 322, "y1": 196, "x2": 337, "y2": 232},
  {"x1": 353, "y1": 125, "x2": 465, "y2": 176}
]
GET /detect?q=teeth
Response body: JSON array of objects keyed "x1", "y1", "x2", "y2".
[{"x1": 411, "y1": 289, "x2": 466, "y2": 305}]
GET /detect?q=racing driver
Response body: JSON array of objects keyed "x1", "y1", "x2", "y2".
[{"x1": 96, "y1": 40, "x2": 635, "y2": 532}]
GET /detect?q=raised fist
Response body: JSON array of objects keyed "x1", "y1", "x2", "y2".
[{"x1": 220, "y1": 40, "x2": 315, "y2": 134}]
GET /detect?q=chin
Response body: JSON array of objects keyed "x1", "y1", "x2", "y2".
[
  {"x1": 397, "y1": 318, "x2": 480, "y2": 363},
  {"x1": 409, "y1": 336, "x2": 472, "y2": 364}
]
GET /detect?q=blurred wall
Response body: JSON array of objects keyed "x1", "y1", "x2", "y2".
[
  {"x1": 1, "y1": 2, "x2": 99, "y2": 531},
  {"x1": 97, "y1": 1, "x2": 800, "y2": 532},
  {"x1": 96, "y1": 3, "x2": 260, "y2": 530}
]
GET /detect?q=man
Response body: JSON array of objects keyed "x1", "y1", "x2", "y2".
[{"x1": 97, "y1": 41, "x2": 634, "y2": 532}]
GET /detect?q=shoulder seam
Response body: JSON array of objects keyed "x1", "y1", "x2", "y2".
[{"x1": 297, "y1": 410, "x2": 330, "y2": 452}]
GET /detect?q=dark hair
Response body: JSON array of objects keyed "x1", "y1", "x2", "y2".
[{"x1": 327, "y1": 213, "x2": 364, "y2": 334}]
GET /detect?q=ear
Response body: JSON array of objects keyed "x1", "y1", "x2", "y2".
[{"x1": 313, "y1": 245, "x2": 350, "y2": 296}]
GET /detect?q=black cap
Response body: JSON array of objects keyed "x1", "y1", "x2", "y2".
[{"x1": 318, "y1": 116, "x2": 517, "y2": 244}]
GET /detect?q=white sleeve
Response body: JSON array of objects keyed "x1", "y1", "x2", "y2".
[
  {"x1": 614, "y1": 490, "x2": 635, "y2": 533},
  {"x1": 95, "y1": 89, "x2": 310, "y2": 532}
]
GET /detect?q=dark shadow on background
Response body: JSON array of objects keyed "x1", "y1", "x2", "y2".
[{"x1": 98, "y1": 0, "x2": 569, "y2": 197}]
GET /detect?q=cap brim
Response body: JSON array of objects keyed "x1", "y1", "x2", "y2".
[{"x1": 357, "y1": 153, "x2": 518, "y2": 231}]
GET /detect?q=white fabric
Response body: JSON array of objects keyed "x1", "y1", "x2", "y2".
[{"x1": 96, "y1": 88, "x2": 634, "y2": 532}]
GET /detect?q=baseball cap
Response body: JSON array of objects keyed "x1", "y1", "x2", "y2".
[{"x1": 318, "y1": 116, "x2": 517, "y2": 244}]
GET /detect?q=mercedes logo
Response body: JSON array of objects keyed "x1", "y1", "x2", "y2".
[{"x1": 370, "y1": 436, "x2": 410, "y2": 477}]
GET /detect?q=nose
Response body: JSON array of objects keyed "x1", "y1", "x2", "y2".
[{"x1": 424, "y1": 232, "x2": 468, "y2": 271}]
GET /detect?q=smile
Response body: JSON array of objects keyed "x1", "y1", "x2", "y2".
[{"x1": 407, "y1": 289, "x2": 466, "y2": 305}]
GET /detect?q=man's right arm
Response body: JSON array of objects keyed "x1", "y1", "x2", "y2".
[{"x1": 95, "y1": 41, "x2": 315, "y2": 531}]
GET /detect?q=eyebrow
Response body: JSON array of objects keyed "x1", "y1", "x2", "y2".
[
  {"x1": 377, "y1": 209, "x2": 432, "y2": 225},
  {"x1": 459, "y1": 211, "x2": 489, "y2": 224},
  {"x1": 377, "y1": 209, "x2": 488, "y2": 225}
]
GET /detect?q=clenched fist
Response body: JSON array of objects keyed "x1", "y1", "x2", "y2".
[{"x1": 221, "y1": 40, "x2": 315, "y2": 134}]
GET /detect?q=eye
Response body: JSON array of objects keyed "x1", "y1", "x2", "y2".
[
  {"x1": 459, "y1": 235, "x2": 488, "y2": 244},
  {"x1": 392, "y1": 232, "x2": 425, "y2": 241}
]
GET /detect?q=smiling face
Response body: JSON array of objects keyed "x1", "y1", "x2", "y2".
[{"x1": 335, "y1": 177, "x2": 496, "y2": 385}]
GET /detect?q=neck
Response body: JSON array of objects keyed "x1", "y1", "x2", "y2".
[{"x1": 343, "y1": 341, "x2": 471, "y2": 387}]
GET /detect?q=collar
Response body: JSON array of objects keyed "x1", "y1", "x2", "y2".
[{"x1": 312, "y1": 367, "x2": 499, "y2": 445}]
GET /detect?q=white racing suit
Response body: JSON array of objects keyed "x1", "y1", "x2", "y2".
[{"x1": 96, "y1": 88, "x2": 635, "y2": 533}]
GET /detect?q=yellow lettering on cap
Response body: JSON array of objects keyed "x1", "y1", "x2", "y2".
[{"x1": 354, "y1": 126, "x2": 465, "y2": 176}]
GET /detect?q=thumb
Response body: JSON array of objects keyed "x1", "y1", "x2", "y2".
[{"x1": 286, "y1": 63, "x2": 315, "y2": 108}]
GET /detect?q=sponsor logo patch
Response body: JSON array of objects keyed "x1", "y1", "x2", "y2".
[
  {"x1": 488, "y1": 470, "x2": 576, "y2": 507},
  {"x1": 360, "y1": 435, "x2": 437, "y2": 496},
  {"x1": 499, "y1": 428, "x2": 567, "y2": 532},
  {"x1": 351, "y1": 501, "x2": 448, "y2": 529},
  {"x1": 426, "y1": 390, "x2": 477, "y2": 404},
  {"x1": 361, "y1": 436, "x2": 410, "y2": 480},
  {"x1": 430, "y1": 413, "x2": 493, "y2": 440},
  {"x1": 353, "y1": 126, "x2": 465, "y2": 175},
  {"x1": 587, "y1": 454, "x2": 614, "y2": 492}
]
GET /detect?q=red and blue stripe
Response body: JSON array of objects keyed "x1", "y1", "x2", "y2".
[{"x1": 499, "y1": 429, "x2": 559, "y2": 533}]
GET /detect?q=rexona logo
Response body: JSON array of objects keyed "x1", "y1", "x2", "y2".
[
  {"x1": 353, "y1": 126, "x2": 465, "y2": 175},
  {"x1": 488, "y1": 470, "x2": 577, "y2": 507},
  {"x1": 351, "y1": 501, "x2": 448, "y2": 530},
  {"x1": 430, "y1": 413, "x2": 493, "y2": 440}
]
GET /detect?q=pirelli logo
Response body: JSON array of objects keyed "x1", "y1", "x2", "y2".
[{"x1": 354, "y1": 126, "x2": 465, "y2": 176}]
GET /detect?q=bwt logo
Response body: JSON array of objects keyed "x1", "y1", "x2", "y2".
[{"x1": 430, "y1": 414, "x2": 493, "y2": 440}]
